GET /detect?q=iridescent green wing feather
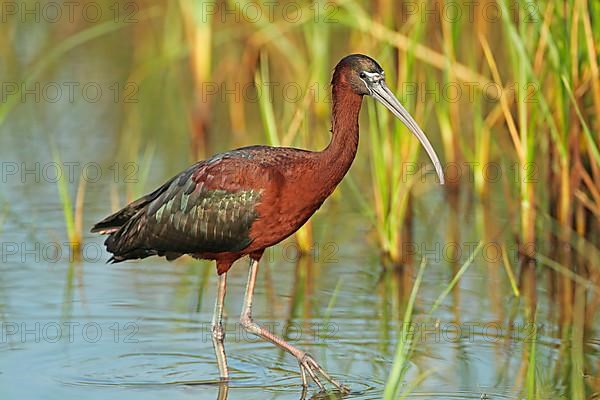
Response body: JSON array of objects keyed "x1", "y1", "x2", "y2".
[{"x1": 102, "y1": 152, "x2": 264, "y2": 262}]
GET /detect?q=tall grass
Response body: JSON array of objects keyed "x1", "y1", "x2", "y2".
[
  {"x1": 52, "y1": 147, "x2": 85, "y2": 260},
  {"x1": 362, "y1": 10, "x2": 428, "y2": 265},
  {"x1": 384, "y1": 258, "x2": 427, "y2": 399},
  {"x1": 180, "y1": 0, "x2": 214, "y2": 159}
]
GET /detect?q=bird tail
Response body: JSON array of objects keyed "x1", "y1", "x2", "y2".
[
  {"x1": 91, "y1": 195, "x2": 153, "y2": 234},
  {"x1": 91, "y1": 172, "x2": 180, "y2": 234},
  {"x1": 103, "y1": 212, "x2": 183, "y2": 263},
  {"x1": 91, "y1": 171, "x2": 188, "y2": 263},
  {"x1": 103, "y1": 210, "x2": 158, "y2": 262},
  {"x1": 92, "y1": 187, "x2": 167, "y2": 261}
]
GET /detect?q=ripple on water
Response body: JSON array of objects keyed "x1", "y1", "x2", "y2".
[
  {"x1": 400, "y1": 392, "x2": 516, "y2": 399},
  {"x1": 52, "y1": 341, "x2": 380, "y2": 399}
]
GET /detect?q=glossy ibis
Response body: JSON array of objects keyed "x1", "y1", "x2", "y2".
[{"x1": 92, "y1": 54, "x2": 444, "y2": 391}]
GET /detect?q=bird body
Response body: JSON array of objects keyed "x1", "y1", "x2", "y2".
[
  {"x1": 92, "y1": 54, "x2": 444, "y2": 391},
  {"x1": 93, "y1": 84, "x2": 362, "y2": 275}
]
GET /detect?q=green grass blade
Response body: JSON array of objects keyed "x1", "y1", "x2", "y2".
[
  {"x1": 384, "y1": 258, "x2": 427, "y2": 400},
  {"x1": 255, "y1": 53, "x2": 280, "y2": 147},
  {"x1": 51, "y1": 147, "x2": 75, "y2": 242},
  {"x1": 560, "y1": 75, "x2": 600, "y2": 165},
  {"x1": 429, "y1": 241, "x2": 484, "y2": 314}
]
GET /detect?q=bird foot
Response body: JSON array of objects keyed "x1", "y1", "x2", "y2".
[{"x1": 297, "y1": 353, "x2": 349, "y2": 394}]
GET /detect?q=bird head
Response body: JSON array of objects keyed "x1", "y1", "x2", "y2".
[{"x1": 333, "y1": 54, "x2": 445, "y2": 184}]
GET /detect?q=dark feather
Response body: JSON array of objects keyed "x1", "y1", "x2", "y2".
[
  {"x1": 90, "y1": 168, "x2": 190, "y2": 234},
  {"x1": 94, "y1": 153, "x2": 263, "y2": 263}
]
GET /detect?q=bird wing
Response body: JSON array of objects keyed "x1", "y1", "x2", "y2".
[{"x1": 98, "y1": 150, "x2": 269, "y2": 262}]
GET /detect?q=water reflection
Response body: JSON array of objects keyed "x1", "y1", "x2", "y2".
[
  {"x1": 216, "y1": 382, "x2": 228, "y2": 400},
  {"x1": 212, "y1": 381, "x2": 349, "y2": 400}
]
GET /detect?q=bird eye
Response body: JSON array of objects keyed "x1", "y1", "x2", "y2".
[{"x1": 359, "y1": 72, "x2": 366, "y2": 79}]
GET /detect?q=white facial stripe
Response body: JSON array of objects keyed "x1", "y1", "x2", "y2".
[
  {"x1": 360, "y1": 70, "x2": 385, "y2": 94},
  {"x1": 363, "y1": 71, "x2": 383, "y2": 81},
  {"x1": 359, "y1": 78, "x2": 372, "y2": 94}
]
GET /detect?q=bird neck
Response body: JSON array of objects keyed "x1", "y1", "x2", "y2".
[{"x1": 317, "y1": 84, "x2": 363, "y2": 188}]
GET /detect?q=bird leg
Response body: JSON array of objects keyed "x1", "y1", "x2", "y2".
[
  {"x1": 239, "y1": 258, "x2": 347, "y2": 392},
  {"x1": 211, "y1": 272, "x2": 228, "y2": 379}
]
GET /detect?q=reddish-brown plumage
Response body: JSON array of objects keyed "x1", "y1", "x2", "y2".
[
  {"x1": 195, "y1": 68, "x2": 363, "y2": 275},
  {"x1": 93, "y1": 54, "x2": 445, "y2": 276}
]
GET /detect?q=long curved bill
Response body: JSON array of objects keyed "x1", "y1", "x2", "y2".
[{"x1": 371, "y1": 80, "x2": 445, "y2": 185}]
